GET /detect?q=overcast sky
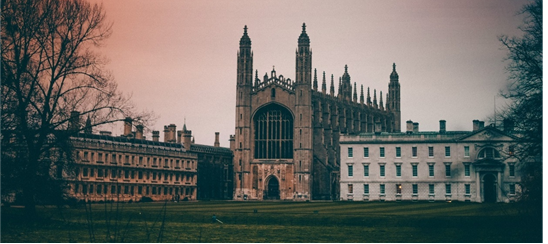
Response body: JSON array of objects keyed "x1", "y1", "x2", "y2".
[{"x1": 90, "y1": 0, "x2": 528, "y2": 147}]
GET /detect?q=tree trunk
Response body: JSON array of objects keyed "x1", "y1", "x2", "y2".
[{"x1": 23, "y1": 183, "x2": 37, "y2": 218}]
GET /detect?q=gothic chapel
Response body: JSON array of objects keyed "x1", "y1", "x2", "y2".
[{"x1": 233, "y1": 24, "x2": 401, "y2": 200}]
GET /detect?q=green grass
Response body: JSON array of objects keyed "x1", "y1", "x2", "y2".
[{"x1": 1, "y1": 201, "x2": 542, "y2": 242}]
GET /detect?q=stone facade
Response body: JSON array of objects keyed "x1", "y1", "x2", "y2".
[
  {"x1": 156, "y1": 122, "x2": 234, "y2": 200},
  {"x1": 66, "y1": 117, "x2": 233, "y2": 202},
  {"x1": 233, "y1": 24, "x2": 401, "y2": 201},
  {"x1": 339, "y1": 120, "x2": 521, "y2": 203},
  {"x1": 69, "y1": 132, "x2": 198, "y2": 202},
  {"x1": 191, "y1": 143, "x2": 233, "y2": 200}
]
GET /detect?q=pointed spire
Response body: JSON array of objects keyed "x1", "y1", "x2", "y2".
[
  {"x1": 380, "y1": 91, "x2": 384, "y2": 110},
  {"x1": 390, "y1": 62, "x2": 399, "y2": 80},
  {"x1": 330, "y1": 74, "x2": 335, "y2": 96},
  {"x1": 367, "y1": 87, "x2": 371, "y2": 105},
  {"x1": 239, "y1": 25, "x2": 251, "y2": 47},
  {"x1": 338, "y1": 77, "x2": 342, "y2": 97},
  {"x1": 321, "y1": 71, "x2": 327, "y2": 94},
  {"x1": 270, "y1": 65, "x2": 277, "y2": 78},
  {"x1": 341, "y1": 64, "x2": 352, "y2": 100},
  {"x1": 313, "y1": 68, "x2": 318, "y2": 91},
  {"x1": 298, "y1": 22, "x2": 310, "y2": 46},
  {"x1": 183, "y1": 118, "x2": 187, "y2": 132},
  {"x1": 255, "y1": 70, "x2": 259, "y2": 86},
  {"x1": 353, "y1": 82, "x2": 358, "y2": 102},
  {"x1": 360, "y1": 85, "x2": 364, "y2": 104},
  {"x1": 386, "y1": 92, "x2": 390, "y2": 110},
  {"x1": 84, "y1": 116, "x2": 92, "y2": 134},
  {"x1": 373, "y1": 89, "x2": 378, "y2": 108}
]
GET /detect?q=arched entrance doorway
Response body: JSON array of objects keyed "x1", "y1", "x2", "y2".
[
  {"x1": 483, "y1": 174, "x2": 497, "y2": 203},
  {"x1": 266, "y1": 177, "x2": 280, "y2": 200}
]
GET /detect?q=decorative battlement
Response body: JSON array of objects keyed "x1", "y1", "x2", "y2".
[{"x1": 253, "y1": 68, "x2": 295, "y2": 92}]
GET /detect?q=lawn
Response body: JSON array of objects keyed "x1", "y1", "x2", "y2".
[{"x1": 1, "y1": 201, "x2": 542, "y2": 242}]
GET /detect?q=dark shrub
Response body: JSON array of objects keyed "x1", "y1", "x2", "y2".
[{"x1": 140, "y1": 196, "x2": 153, "y2": 202}]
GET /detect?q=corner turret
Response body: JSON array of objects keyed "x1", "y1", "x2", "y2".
[
  {"x1": 388, "y1": 63, "x2": 401, "y2": 132},
  {"x1": 237, "y1": 25, "x2": 253, "y2": 86},
  {"x1": 296, "y1": 23, "x2": 312, "y2": 85}
]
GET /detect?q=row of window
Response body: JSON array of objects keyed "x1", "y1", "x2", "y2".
[
  {"x1": 348, "y1": 183, "x2": 466, "y2": 195},
  {"x1": 73, "y1": 183, "x2": 194, "y2": 196},
  {"x1": 76, "y1": 150, "x2": 196, "y2": 170},
  {"x1": 349, "y1": 146, "x2": 459, "y2": 158},
  {"x1": 348, "y1": 146, "x2": 506, "y2": 159},
  {"x1": 347, "y1": 163, "x2": 516, "y2": 178},
  {"x1": 348, "y1": 183, "x2": 517, "y2": 195},
  {"x1": 78, "y1": 167, "x2": 196, "y2": 183}
]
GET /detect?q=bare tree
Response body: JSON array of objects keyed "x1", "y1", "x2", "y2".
[
  {"x1": 498, "y1": 0, "x2": 542, "y2": 213},
  {"x1": 1, "y1": 0, "x2": 151, "y2": 217}
]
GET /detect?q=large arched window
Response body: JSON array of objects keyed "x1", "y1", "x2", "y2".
[{"x1": 254, "y1": 104, "x2": 293, "y2": 159}]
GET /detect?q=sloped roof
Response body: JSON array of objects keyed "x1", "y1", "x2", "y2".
[
  {"x1": 72, "y1": 133, "x2": 185, "y2": 150},
  {"x1": 186, "y1": 143, "x2": 233, "y2": 155}
]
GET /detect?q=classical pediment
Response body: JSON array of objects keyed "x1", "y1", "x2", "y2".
[{"x1": 459, "y1": 127, "x2": 516, "y2": 142}]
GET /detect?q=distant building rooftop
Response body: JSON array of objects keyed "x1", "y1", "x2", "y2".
[{"x1": 72, "y1": 132, "x2": 186, "y2": 151}]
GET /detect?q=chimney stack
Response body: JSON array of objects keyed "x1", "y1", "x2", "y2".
[
  {"x1": 152, "y1": 130, "x2": 160, "y2": 142},
  {"x1": 413, "y1": 122, "x2": 419, "y2": 133},
  {"x1": 439, "y1": 120, "x2": 446, "y2": 133},
  {"x1": 168, "y1": 124, "x2": 176, "y2": 143},
  {"x1": 479, "y1": 121, "x2": 485, "y2": 130},
  {"x1": 163, "y1": 126, "x2": 169, "y2": 142},
  {"x1": 406, "y1": 120, "x2": 413, "y2": 134},
  {"x1": 183, "y1": 129, "x2": 192, "y2": 150},
  {"x1": 177, "y1": 130, "x2": 183, "y2": 143},
  {"x1": 472, "y1": 120, "x2": 480, "y2": 131},
  {"x1": 229, "y1": 135, "x2": 235, "y2": 151},
  {"x1": 135, "y1": 125, "x2": 144, "y2": 139},
  {"x1": 214, "y1": 132, "x2": 220, "y2": 147},
  {"x1": 123, "y1": 117, "x2": 133, "y2": 136}
]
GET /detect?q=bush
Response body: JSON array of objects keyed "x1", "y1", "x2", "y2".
[
  {"x1": 140, "y1": 196, "x2": 153, "y2": 202},
  {"x1": 64, "y1": 197, "x2": 79, "y2": 207}
]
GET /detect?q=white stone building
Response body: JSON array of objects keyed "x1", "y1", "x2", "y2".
[{"x1": 339, "y1": 120, "x2": 521, "y2": 203}]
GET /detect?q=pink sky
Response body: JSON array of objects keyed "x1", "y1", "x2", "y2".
[{"x1": 90, "y1": 0, "x2": 527, "y2": 147}]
